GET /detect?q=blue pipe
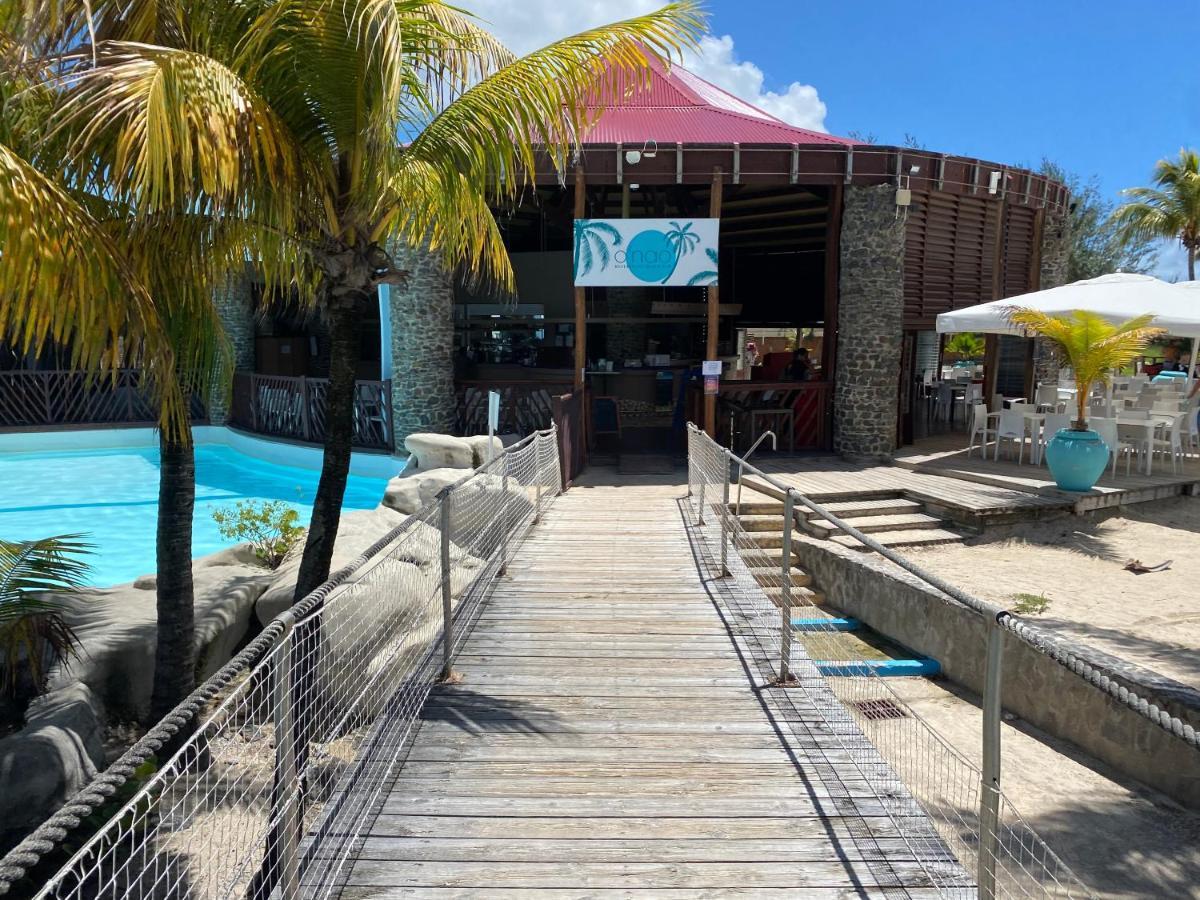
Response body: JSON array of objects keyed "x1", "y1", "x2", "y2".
[{"x1": 816, "y1": 657, "x2": 941, "y2": 677}]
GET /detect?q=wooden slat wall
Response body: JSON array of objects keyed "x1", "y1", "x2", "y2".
[{"x1": 903, "y1": 192, "x2": 1038, "y2": 329}]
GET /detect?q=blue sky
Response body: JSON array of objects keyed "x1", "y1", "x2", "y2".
[
  {"x1": 465, "y1": 0, "x2": 1196, "y2": 277},
  {"x1": 707, "y1": 0, "x2": 1198, "y2": 278}
]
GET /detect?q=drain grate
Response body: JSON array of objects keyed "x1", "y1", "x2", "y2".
[{"x1": 850, "y1": 698, "x2": 908, "y2": 720}]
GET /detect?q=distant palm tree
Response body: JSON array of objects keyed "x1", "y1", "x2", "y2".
[
  {"x1": 574, "y1": 220, "x2": 623, "y2": 277},
  {"x1": 662, "y1": 220, "x2": 700, "y2": 283},
  {"x1": 1111, "y1": 149, "x2": 1200, "y2": 281},
  {"x1": 686, "y1": 248, "x2": 719, "y2": 286},
  {"x1": 0, "y1": 535, "x2": 92, "y2": 721}
]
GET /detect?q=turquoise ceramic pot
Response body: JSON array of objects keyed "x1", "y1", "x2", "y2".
[{"x1": 1043, "y1": 428, "x2": 1109, "y2": 492}]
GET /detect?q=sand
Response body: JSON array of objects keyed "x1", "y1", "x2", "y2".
[{"x1": 904, "y1": 496, "x2": 1200, "y2": 690}]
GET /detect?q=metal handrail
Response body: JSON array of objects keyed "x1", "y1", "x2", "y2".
[{"x1": 733, "y1": 429, "x2": 776, "y2": 518}]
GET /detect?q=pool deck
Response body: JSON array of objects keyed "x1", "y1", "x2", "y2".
[{"x1": 338, "y1": 470, "x2": 960, "y2": 896}]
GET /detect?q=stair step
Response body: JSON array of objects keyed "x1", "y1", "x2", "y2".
[
  {"x1": 746, "y1": 566, "x2": 811, "y2": 588},
  {"x1": 729, "y1": 501, "x2": 786, "y2": 516},
  {"x1": 738, "y1": 546, "x2": 799, "y2": 566},
  {"x1": 792, "y1": 616, "x2": 860, "y2": 631},
  {"x1": 816, "y1": 657, "x2": 941, "y2": 677},
  {"x1": 808, "y1": 513, "x2": 946, "y2": 536},
  {"x1": 830, "y1": 528, "x2": 966, "y2": 551},
  {"x1": 737, "y1": 514, "x2": 786, "y2": 532},
  {"x1": 805, "y1": 498, "x2": 924, "y2": 520},
  {"x1": 762, "y1": 586, "x2": 826, "y2": 609}
]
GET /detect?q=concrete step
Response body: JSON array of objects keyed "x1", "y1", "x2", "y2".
[
  {"x1": 808, "y1": 512, "x2": 947, "y2": 537},
  {"x1": 746, "y1": 566, "x2": 811, "y2": 589},
  {"x1": 736, "y1": 514, "x2": 786, "y2": 532},
  {"x1": 738, "y1": 545, "x2": 799, "y2": 567},
  {"x1": 830, "y1": 528, "x2": 966, "y2": 551},
  {"x1": 762, "y1": 585, "x2": 827, "y2": 609},
  {"x1": 804, "y1": 498, "x2": 924, "y2": 520},
  {"x1": 729, "y1": 501, "x2": 786, "y2": 516}
]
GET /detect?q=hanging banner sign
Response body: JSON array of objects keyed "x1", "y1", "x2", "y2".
[{"x1": 573, "y1": 218, "x2": 719, "y2": 287}]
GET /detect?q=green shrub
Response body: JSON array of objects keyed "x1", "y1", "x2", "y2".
[{"x1": 212, "y1": 501, "x2": 304, "y2": 569}]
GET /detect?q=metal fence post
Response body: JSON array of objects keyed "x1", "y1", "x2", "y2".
[
  {"x1": 272, "y1": 623, "x2": 300, "y2": 898},
  {"x1": 779, "y1": 489, "x2": 794, "y2": 682},
  {"x1": 499, "y1": 457, "x2": 510, "y2": 576},
  {"x1": 720, "y1": 448, "x2": 731, "y2": 576},
  {"x1": 978, "y1": 620, "x2": 1005, "y2": 900},
  {"x1": 440, "y1": 489, "x2": 454, "y2": 680},
  {"x1": 535, "y1": 481, "x2": 543, "y2": 524}
]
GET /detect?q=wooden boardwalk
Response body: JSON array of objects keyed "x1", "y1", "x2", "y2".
[{"x1": 338, "y1": 469, "x2": 957, "y2": 897}]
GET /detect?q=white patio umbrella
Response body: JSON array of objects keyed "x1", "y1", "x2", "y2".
[{"x1": 935, "y1": 273, "x2": 1200, "y2": 337}]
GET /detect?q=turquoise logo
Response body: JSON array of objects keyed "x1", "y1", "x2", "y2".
[{"x1": 626, "y1": 230, "x2": 677, "y2": 283}]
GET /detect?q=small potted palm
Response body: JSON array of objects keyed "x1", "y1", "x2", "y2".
[{"x1": 1007, "y1": 309, "x2": 1164, "y2": 491}]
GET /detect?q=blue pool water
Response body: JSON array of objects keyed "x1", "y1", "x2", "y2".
[{"x1": 0, "y1": 444, "x2": 389, "y2": 586}]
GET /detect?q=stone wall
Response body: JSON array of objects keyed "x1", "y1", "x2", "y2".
[
  {"x1": 793, "y1": 533, "x2": 1200, "y2": 810},
  {"x1": 209, "y1": 272, "x2": 256, "y2": 424},
  {"x1": 604, "y1": 287, "x2": 652, "y2": 363},
  {"x1": 1033, "y1": 209, "x2": 1073, "y2": 386},
  {"x1": 388, "y1": 244, "x2": 456, "y2": 449},
  {"x1": 833, "y1": 184, "x2": 906, "y2": 458}
]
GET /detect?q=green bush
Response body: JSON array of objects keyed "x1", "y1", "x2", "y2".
[{"x1": 212, "y1": 501, "x2": 304, "y2": 569}]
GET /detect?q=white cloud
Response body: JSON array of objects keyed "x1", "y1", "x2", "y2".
[
  {"x1": 457, "y1": 3, "x2": 829, "y2": 131},
  {"x1": 682, "y1": 35, "x2": 827, "y2": 132}
]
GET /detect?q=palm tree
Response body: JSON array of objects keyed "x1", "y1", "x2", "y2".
[
  {"x1": 1112, "y1": 148, "x2": 1200, "y2": 281},
  {"x1": 26, "y1": 0, "x2": 704, "y2": 607},
  {"x1": 0, "y1": 535, "x2": 92, "y2": 723},
  {"x1": 1007, "y1": 309, "x2": 1164, "y2": 429},
  {"x1": 661, "y1": 220, "x2": 700, "y2": 283},
  {"x1": 574, "y1": 220, "x2": 623, "y2": 278}
]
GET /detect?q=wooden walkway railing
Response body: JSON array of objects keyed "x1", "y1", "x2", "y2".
[
  {"x1": 229, "y1": 371, "x2": 392, "y2": 450},
  {"x1": 0, "y1": 369, "x2": 204, "y2": 429}
]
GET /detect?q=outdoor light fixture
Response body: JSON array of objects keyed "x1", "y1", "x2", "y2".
[
  {"x1": 624, "y1": 140, "x2": 658, "y2": 166},
  {"x1": 909, "y1": 165, "x2": 921, "y2": 175},
  {"x1": 987, "y1": 170, "x2": 1002, "y2": 194}
]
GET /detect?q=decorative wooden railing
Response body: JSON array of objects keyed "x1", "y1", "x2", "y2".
[
  {"x1": 455, "y1": 380, "x2": 574, "y2": 437},
  {"x1": 688, "y1": 379, "x2": 833, "y2": 452},
  {"x1": 229, "y1": 372, "x2": 393, "y2": 450},
  {"x1": 0, "y1": 369, "x2": 205, "y2": 429}
]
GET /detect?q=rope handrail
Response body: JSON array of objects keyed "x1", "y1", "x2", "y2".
[
  {"x1": 0, "y1": 427, "x2": 561, "y2": 896},
  {"x1": 687, "y1": 422, "x2": 1199, "y2": 750}
]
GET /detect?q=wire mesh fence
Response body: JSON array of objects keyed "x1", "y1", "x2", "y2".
[
  {"x1": 686, "y1": 423, "x2": 1090, "y2": 899},
  {"x1": 6, "y1": 428, "x2": 562, "y2": 900}
]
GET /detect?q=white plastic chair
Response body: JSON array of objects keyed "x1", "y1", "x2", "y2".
[
  {"x1": 959, "y1": 383, "x2": 983, "y2": 423},
  {"x1": 1034, "y1": 383, "x2": 1062, "y2": 413},
  {"x1": 994, "y1": 409, "x2": 1027, "y2": 463},
  {"x1": 1151, "y1": 414, "x2": 1189, "y2": 474},
  {"x1": 934, "y1": 382, "x2": 954, "y2": 423},
  {"x1": 967, "y1": 404, "x2": 993, "y2": 458},
  {"x1": 1035, "y1": 413, "x2": 1072, "y2": 465},
  {"x1": 1091, "y1": 418, "x2": 1134, "y2": 476}
]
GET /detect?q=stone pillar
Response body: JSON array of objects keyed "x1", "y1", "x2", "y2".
[
  {"x1": 604, "y1": 287, "x2": 651, "y2": 362},
  {"x1": 209, "y1": 272, "x2": 256, "y2": 424},
  {"x1": 832, "y1": 184, "x2": 906, "y2": 458},
  {"x1": 388, "y1": 244, "x2": 456, "y2": 450},
  {"x1": 1034, "y1": 209, "x2": 1072, "y2": 385}
]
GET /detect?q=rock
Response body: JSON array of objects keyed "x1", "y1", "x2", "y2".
[
  {"x1": 403, "y1": 433, "x2": 474, "y2": 470},
  {"x1": 255, "y1": 506, "x2": 409, "y2": 625},
  {"x1": 463, "y1": 435, "x2": 503, "y2": 467},
  {"x1": 0, "y1": 682, "x2": 105, "y2": 845},
  {"x1": 381, "y1": 467, "x2": 467, "y2": 515},
  {"x1": 49, "y1": 549, "x2": 273, "y2": 721},
  {"x1": 397, "y1": 453, "x2": 419, "y2": 476}
]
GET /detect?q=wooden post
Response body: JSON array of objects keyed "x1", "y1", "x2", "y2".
[
  {"x1": 704, "y1": 167, "x2": 724, "y2": 438},
  {"x1": 573, "y1": 166, "x2": 587, "y2": 393}
]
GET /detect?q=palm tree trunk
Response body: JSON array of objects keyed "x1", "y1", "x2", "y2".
[
  {"x1": 1188, "y1": 246, "x2": 1196, "y2": 282},
  {"x1": 293, "y1": 300, "x2": 360, "y2": 602},
  {"x1": 150, "y1": 430, "x2": 196, "y2": 722}
]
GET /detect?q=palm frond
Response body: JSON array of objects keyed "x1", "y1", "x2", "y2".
[
  {"x1": 405, "y1": 1, "x2": 705, "y2": 198},
  {"x1": 0, "y1": 142, "x2": 188, "y2": 435}
]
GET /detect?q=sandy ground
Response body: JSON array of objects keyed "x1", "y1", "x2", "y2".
[
  {"x1": 905, "y1": 496, "x2": 1200, "y2": 690},
  {"x1": 889, "y1": 677, "x2": 1200, "y2": 899}
]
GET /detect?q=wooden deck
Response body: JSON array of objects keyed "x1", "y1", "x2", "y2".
[
  {"x1": 894, "y1": 434, "x2": 1200, "y2": 513},
  {"x1": 338, "y1": 469, "x2": 957, "y2": 897}
]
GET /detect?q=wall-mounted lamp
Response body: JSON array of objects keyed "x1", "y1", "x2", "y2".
[
  {"x1": 909, "y1": 165, "x2": 921, "y2": 175},
  {"x1": 987, "y1": 171, "x2": 1002, "y2": 195},
  {"x1": 624, "y1": 140, "x2": 659, "y2": 166}
]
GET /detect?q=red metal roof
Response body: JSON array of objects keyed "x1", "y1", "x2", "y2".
[{"x1": 580, "y1": 54, "x2": 854, "y2": 147}]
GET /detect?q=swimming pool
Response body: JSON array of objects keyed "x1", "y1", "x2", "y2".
[{"x1": 0, "y1": 434, "x2": 394, "y2": 586}]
